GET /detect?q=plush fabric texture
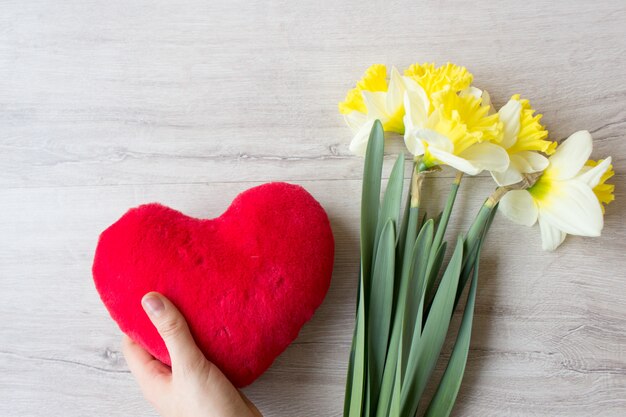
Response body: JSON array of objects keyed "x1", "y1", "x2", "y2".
[{"x1": 93, "y1": 182, "x2": 334, "y2": 387}]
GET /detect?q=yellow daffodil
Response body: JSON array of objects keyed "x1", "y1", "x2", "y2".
[
  {"x1": 402, "y1": 64, "x2": 508, "y2": 175},
  {"x1": 486, "y1": 95, "x2": 557, "y2": 186},
  {"x1": 499, "y1": 131, "x2": 614, "y2": 251},
  {"x1": 339, "y1": 64, "x2": 422, "y2": 155},
  {"x1": 404, "y1": 62, "x2": 473, "y2": 107}
]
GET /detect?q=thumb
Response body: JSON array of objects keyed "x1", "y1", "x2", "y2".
[{"x1": 141, "y1": 292, "x2": 205, "y2": 373}]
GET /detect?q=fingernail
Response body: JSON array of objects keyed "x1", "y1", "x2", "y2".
[{"x1": 142, "y1": 295, "x2": 164, "y2": 317}]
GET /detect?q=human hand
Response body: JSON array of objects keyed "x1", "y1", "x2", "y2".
[{"x1": 122, "y1": 292, "x2": 263, "y2": 417}]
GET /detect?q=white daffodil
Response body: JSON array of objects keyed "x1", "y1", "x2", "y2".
[
  {"x1": 403, "y1": 85, "x2": 509, "y2": 175},
  {"x1": 339, "y1": 65, "x2": 421, "y2": 156},
  {"x1": 499, "y1": 130, "x2": 614, "y2": 251}
]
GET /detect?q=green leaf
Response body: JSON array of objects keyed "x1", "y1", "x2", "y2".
[
  {"x1": 401, "y1": 236, "x2": 464, "y2": 417},
  {"x1": 374, "y1": 329, "x2": 397, "y2": 417},
  {"x1": 424, "y1": 244, "x2": 483, "y2": 417},
  {"x1": 374, "y1": 204, "x2": 421, "y2": 417},
  {"x1": 400, "y1": 219, "x2": 434, "y2": 375},
  {"x1": 345, "y1": 272, "x2": 367, "y2": 417},
  {"x1": 400, "y1": 165, "x2": 422, "y2": 285},
  {"x1": 344, "y1": 120, "x2": 384, "y2": 417},
  {"x1": 367, "y1": 219, "x2": 396, "y2": 413},
  {"x1": 432, "y1": 211, "x2": 443, "y2": 231},
  {"x1": 342, "y1": 316, "x2": 356, "y2": 416},
  {"x1": 396, "y1": 179, "x2": 412, "y2": 258},
  {"x1": 418, "y1": 210, "x2": 428, "y2": 231},
  {"x1": 423, "y1": 240, "x2": 447, "y2": 319},
  {"x1": 399, "y1": 207, "x2": 420, "y2": 295},
  {"x1": 396, "y1": 166, "x2": 421, "y2": 324},
  {"x1": 361, "y1": 120, "x2": 385, "y2": 287},
  {"x1": 393, "y1": 183, "x2": 412, "y2": 314},
  {"x1": 374, "y1": 153, "x2": 404, "y2": 258},
  {"x1": 456, "y1": 202, "x2": 495, "y2": 308},
  {"x1": 432, "y1": 181, "x2": 460, "y2": 256},
  {"x1": 425, "y1": 180, "x2": 460, "y2": 304},
  {"x1": 429, "y1": 241, "x2": 447, "y2": 287},
  {"x1": 388, "y1": 325, "x2": 404, "y2": 417}
]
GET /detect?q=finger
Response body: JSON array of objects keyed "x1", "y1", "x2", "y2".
[
  {"x1": 141, "y1": 292, "x2": 205, "y2": 374},
  {"x1": 122, "y1": 335, "x2": 170, "y2": 401}
]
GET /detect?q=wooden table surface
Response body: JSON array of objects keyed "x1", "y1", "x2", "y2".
[{"x1": 1, "y1": 1, "x2": 625, "y2": 416}]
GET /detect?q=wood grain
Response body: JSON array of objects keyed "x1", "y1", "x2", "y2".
[{"x1": 1, "y1": 0, "x2": 625, "y2": 416}]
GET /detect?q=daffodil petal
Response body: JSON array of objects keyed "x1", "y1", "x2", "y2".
[
  {"x1": 498, "y1": 99, "x2": 522, "y2": 149},
  {"x1": 499, "y1": 190, "x2": 539, "y2": 226},
  {"x1": 509, "y1": 153, "x2": 533, "y2": 173},
  {"x1": 480, "y1": 89, "x2": 495, "y2": 115},
  {"x1": 344, "y1": 111, "x2": 367, "y2": 133},
  {"x1": 491, "y1": 165, "x2": 524, "y2": 187},
  {"x1": 539, "y1": 179, "x2": 603, "y2": 237},
  {"x1": 349, "y1": 119, "x2": 376, "y2": 156},
  {"x1": 515, "y1": 151, "x2": 549, "y2": 173},
  {"x1": 538, "y1": 214, "x2": 566, "y2": 251},
  {"x1": 415, "y1": 128, "x2": 454, "y2": 153},
  {"x1": 386, "y1": 67, "x2": 404, "y2": 114},
  {"x1": 576, "y1": 156, "x2": 612, "y2": 188},
  {"x1": 403, "y1": 130, "x2": 425, "y2": 156},
  {"x1": 387, "y1": 68, "x2": 424, "y2": 114},
  {"x1": 499, "y1": 152, "x2": 549, "y2": 186},
  {"x1": 403, "y1": 88, "x2": 429, "y2": 131},
  {"x1": 428, "y1": 147, "x2": 482, "y2": 175},
  {"x1": 547, "y1": 130, "x2": 592, "y2": 180},
  {"x1": 458, "y1": 142, "x2": 510, "y2": 173},
  {"x1": 362, "y1": 90, "x2": 389, "y2": 121},
  {"x1": 402, "y1": 75, "x2": 421, "y2": 92},
  {"x1": 459, "y1": 86, "x2": 483, "y2": 99}
]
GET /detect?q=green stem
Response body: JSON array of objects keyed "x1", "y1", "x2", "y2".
[
  {"x1": 455, "y1": 187, "x2": 506, "y2": 307},
  {"x1": 433, "y1": 172, "x2": 463, "y2": 251},
  {"x1": 403, "y1": 162, "x2": 429, "y2": 277},
  {"x1": 424, "y1": 172, "x2": 463, "y2": 304}
]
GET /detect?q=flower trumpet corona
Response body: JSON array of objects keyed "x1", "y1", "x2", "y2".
[{"x1": 489, "y1": 94, "x2": 557, "y2": 186}]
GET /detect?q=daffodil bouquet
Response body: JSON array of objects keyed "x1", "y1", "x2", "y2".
[{"x1": 339, "y1": 63, "x2": 615, "y2": 417}]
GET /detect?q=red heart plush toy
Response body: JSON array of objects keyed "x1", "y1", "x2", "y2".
[{"x1": 93, "y1": 182, "x2": 334, "y2": 387}]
